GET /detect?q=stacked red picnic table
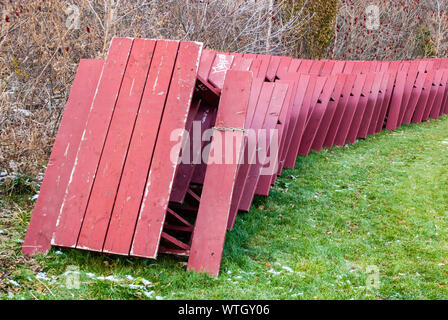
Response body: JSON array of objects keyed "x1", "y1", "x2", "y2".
[{"x1": 23, "y1": 37, "x2": 448, "y2": 276}]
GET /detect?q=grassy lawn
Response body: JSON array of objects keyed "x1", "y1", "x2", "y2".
[{"x1": 1, "y1": 116, "x2": 448, "y2": 300}]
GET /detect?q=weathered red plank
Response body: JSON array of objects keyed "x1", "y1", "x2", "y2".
[
  {"x1": 256, "y1": 55, "x2": 271, "y2": 80},
  {"x1": 52, "y1": 37, "x2": 133, "y2": 248},
  {"x1": 346, "y1": 72, "x2": 376, "y2": 143},
  {"x1": 76, "y1": 39, "x2": 156, "y2": 251},
  {"x1": 386, "y1": 69, "x2": 408, "y2": 131},
  {"x1": 287, "y1": 59, "x2": 302, "y2": 73},
  {"x1": 334, "y1": 73, "x2": 366, "y2": 146},
  {"x1": 397, "y1": 62, "x2": 419, "y2": 127},
  {"x1": 208, "y1": 53, "x2": 234, "y2": 90},
  {"x1": 266, "y1": 55, "x2": 281, "y2": 81},
  {"x1": 256, "y1": 80, "x2": 294, "y2": 194},
  {"x1": 401, "y1": 69, "x2": 426, "y2": 125},
  {"x1": 323, "y1": 74, "x2": 356, "y2": 148},
  {"x1": 309, "y1": 60, "x2": 324, "y2": 75},
  {"x1": 22, "y1": 59, "x2": 104, "y2": 255},
  {"x1": 276, "y1": 56, "x2": 292, "y2": 79},
  {"x1": 429, "y1": 69, "x2": 448, "y2": 119},
  {"x1": 375, "y1": 62, "x2": 400, "y2": 132},
  {"x1": 187, "y1": 70, "x2": 252, "y2": 277},
  {"x1": 236, "y1": 82, "x2": 275, "y2": 212},
  {"x1": 297, "y1": 59, "x2": 313, "y2": 74},
  {"x1": 367, "y1": 72, "x2": 390, "y2": 135},
  {"x1": 331, "y1": 61, "x2": 346, "y2": 75},
  {"x1": 131, "y1": 41, "x2": 202, "y2": 259},
  {"x1": 422, "y1": 69, "x2": 444, "y2": 121},
  {"x1": 239, "y1": 83, "x2": 288, "y2": 212},
  {"x1": 228, "y1": 78, "x2": 265, "y2": 230},
  {"x1": 412, "y1": 69, "x2": 436, "y2": 123},
  {"x1": 284, "y1": 75, "x2": 317, "y2": 168},
  {"x1": 320, "y1": 60, "x2": 336, "y2": 76},
  {"x1": 102, "y1": 40, "x2": 181, "y2": 256},
  {"x1": 311, "y1": 73, "x2": 348, "y2": 152},
  {"x1": 197, "y1": 49, "x2": 216, "y2": 83},
  {"x1": 357, "y1": 72, "x2": 384, "y2": 139},
  {"x1": 299, "y1": 75, "x2": 338, "y2": 155}
]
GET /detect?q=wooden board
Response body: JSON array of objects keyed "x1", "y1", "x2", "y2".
[
  {"x1": 311, "y1": 73, "x2": 348, "y2": 152},
  {"x1": 103, "y1": 40, "x2": 182, "y2": 255},
  {"x1": 130, "y1": 41, "x2": 202, "y2": 258},
  {"x1": 22, "y1": 59, "x2": 104, "y2": 255},
  {"x1": 52, "y1": 37, "x2": 133, "y2": 248},
  {"x1": 187, "y1": 70, "x2": 252, "y2": 277},
  {"x1": 334, "y1": 74, "x2": 367, "y2": 146},
  {"x1": 239, "y1": 83, "x2": 288, "y2": 212},
  {"x1": 77, "y1": 39, "x2": 157, "y2": 251}
]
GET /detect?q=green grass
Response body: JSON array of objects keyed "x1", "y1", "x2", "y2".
[{"x1": 1, "y1": 116, "x2": 448, "y2": 300}]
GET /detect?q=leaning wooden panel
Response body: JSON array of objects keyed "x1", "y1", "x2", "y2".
[
  {"x1": 312, "y1": 73, "x2": 348, "y2": 152},
  {"x1": 279, "y1": 73, "x2": 308, "y2": 168},
  {"x1": 227, "y1": 78, "x2": 265, "y2": 230},
  {"x1": 266, "y1": 55, "x2": 281, "y2": 82},
  {"x1": 357, "y1": 72, "x2": 384, "y2": 139},
  {"x1": 208, "y1": 53, "x2": 234, "y2": 90},
  {"x1": 284, "y1": 74, "x2": 317, "y2": 168},
  {"x1": 346, "y1": 72, "x2": 376, "y2": 144},
  {"x1": 299, "y1": 75, "x2": 338, "y2": 156},
  {"x1": 131, "y1": 41, "x2": 202, "y2": 259},
  {"x1": 76, "y1": 39, "x2": 156, "y2": 251},
  {"x1": 401, "y1": 69, "x2": 426, "y2": 125},
  {"x1": 22, "y1": 59, "x2": 104, "y2": 255},
  {"x1": 323, "y1": 74, "x2": 356, "y2": 148},
  {"x1": 187, "y1": 70, "x2": 252, "y2": 277},
  {"x1": 52, "y1": 37, "x2": 133, "y2": 248},
  {"x1": 237, "y1": 82, "x2": 275, "y2": 212},
  {"x1": 375, "y1": 62, "x2": 400, "y2": 132},
  {"x1": 334, "y1": 73, "x2": 366, "y2": 146},
  {"x1": 412, "y1": 69, "x2": 436, "y2": 123},
  {"x1": 429, "y1": 69, "x2": 448, "y2": 119},
  {"x1": 103, "y1": 40, "x2": 180, "y2": 256},
  {"x1": 256, "y1": 80, "x2": 295, "y2": 194},
  {"x1": 421, "y1": 69, "x2": 444, "y2": 121},
  {"x1": 396, "y1": 62, "x2": 419, "y2": 127},
  {"x1": 239, "y1": 83, "x2": 288, "y2": 211},
  {"x1": 385, "y1": 70, "x2": 407, "y2": 131}
]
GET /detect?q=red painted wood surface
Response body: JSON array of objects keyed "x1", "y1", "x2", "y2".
[
  {"x1": 346, "y1": 72, "x2": 376, "y2": 143},
  {"x1": 284, "y1": 75, "x2": 317, "y2": 167},
  {"x1": 77, "y1": 39, "x2": 156, "y2": 251},
  {"x1": 131, "y1": 41, "x2": 202, "y2": 258},
  {"x1": 266, "y1": 55, "x2": 281, "y2": 81},
  {"x1": 422, "y1": 69, "x2": 444, "y2": 121},
  {"x1": 256, "y1": 79, "x2": 294, "y2": 194},
  {"x1": 103, "y1": 40, "x2": 181, "y2": 255},
  {"x1": 52, "y1": 37, "x2": 133, "y2": 248},
  {"x1": 402, "y1": 70, "x2": 426, "y2": 125},
  {"x1": 412, "y1": 69, "x2": 435, "y2": 123},
  {"x1": 187, "y1": 70, "x2": 252, "y2": 277},
  {"x1": 312, "y1": 73, "x2": 348, "y2": 152},
  {"x1": 237, "y1": 82, "x2": 275, "y2": 212},
  {"x1": 323, "y1": 74, "x2": 356, "y2": 148},
  {"x1": 357, "y1": 72, "x2": 384, "y2": 139},
  {"x1": 386, "y1": 70, "x2": 407, "y2": 130},
  {"x1": 239, "y1": 83, "x2": 288, "y2": 211},
  {"x1": 208, "y1": 53, "x2": 234, "y2": 90},
  {"x1": 334, "y1": 74, "x2": 367, "y2": 146},
  {"x1": 22, "y1": 59, "x2": 103, "y2": 255},
  {"x1": 299, "y1": 75, "x2": 338, "y2": 155},
  {"x1": 228, "y1": 78, "x2": 265, "y2": 229}
]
